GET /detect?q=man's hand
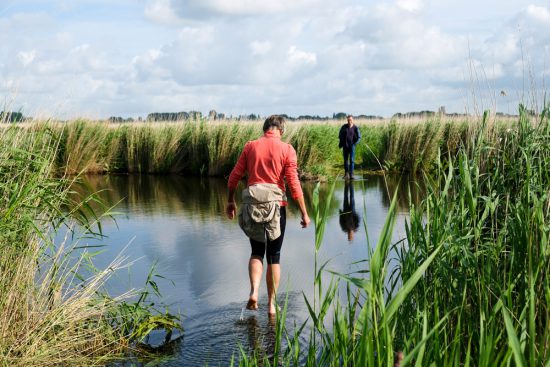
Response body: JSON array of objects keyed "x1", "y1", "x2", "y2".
[
  {"x1": 295, "y1": 196, "x2": 311, "y2": 228},
  {"x1": 226, "y1": 202, "x2": 237, "y2": 220},
  {"x1": 300, "y1": 213, "x2": 311, "y2": 228}
]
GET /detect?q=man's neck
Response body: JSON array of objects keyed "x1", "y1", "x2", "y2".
[{"x1": 265, "y1": 128, "x2": 281, "y2": 137}]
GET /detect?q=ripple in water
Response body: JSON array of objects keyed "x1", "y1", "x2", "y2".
[{"x1": 113, "y1": 293, "x2": 310, "y2": 367}]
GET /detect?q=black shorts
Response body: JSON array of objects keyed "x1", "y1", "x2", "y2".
[{"x1": 249, "y1": 207, "x2": 286, "y2": 264}]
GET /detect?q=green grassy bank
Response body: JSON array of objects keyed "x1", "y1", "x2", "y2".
[
  {"x1": 1, "y1": 108, "x2": 543, "y2": 365},
  {"x1": 6, "y1": 114, "x2": 515, "y2": 179},
  {"x1": 234, "y1": 106, "x2": 550, "y2": 366},
  {"x1": 0, "y1": 125, "x2": 180, "y2": 365}
]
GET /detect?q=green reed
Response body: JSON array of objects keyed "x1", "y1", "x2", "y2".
[
  {"x1": 0, "y1": 125, "x2": 181, "y2": 365},
  {"x1": 397, "y1": 105, "x2": 550, "y2": 365},
  {"x1": 10, "y1": 115, "x2": 519, "y2": 180},
  {"x1": 235, "y1": 105, "x2": 550, "y2": 366}
]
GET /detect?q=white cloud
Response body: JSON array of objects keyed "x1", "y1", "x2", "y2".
[
  {"x1": 526, "y1": 4, "x2": 550, "y2": 22},
  {"x1": 287, "y1": 46, "x2": 317, "y2": 66},
  {"x1": 477, "y1": 3, "x2": 550, "y2": 92},
  {"x1": 152, "y1": 0, "x2": 326, "y2": 19},
  {"x1": 483, "y1": 32, "x2": 520, "y2": 63},
  {"x1": 2, "y1": 0, "x2": 550, "y2": 119},
  {"x1": 17, "y1": 50, "x2": 36, "y2": 67},
  {"x1": 200, "y1": 0, "x2": 316, "y2": 15},
  {"x1": 71, "y1": 44, "x2": 90, "y2": 53},
  {"x1": 396, "y1": 0, "x2": 424, "y2": 12},
  {"x1": 144, "y1": 0, "x2": 181, "y2": 25},
  {"x1": 249, "y1": 40, "x2": 271, "y2": 55},
  {"x1": 347, "y1": 5, "x2": 466, "y2": 69}
]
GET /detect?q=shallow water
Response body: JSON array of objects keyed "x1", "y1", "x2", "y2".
[{"x1": 62, "y1": 174, "x2": 416, "y2": 366}]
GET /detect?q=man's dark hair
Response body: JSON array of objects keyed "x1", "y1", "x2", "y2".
[
  {"x1": 347, "y1": 114, "x2": 353, "y2": 119},
  {"x1": 263, "y1": 115, "x2": 286, "y2": 133}
]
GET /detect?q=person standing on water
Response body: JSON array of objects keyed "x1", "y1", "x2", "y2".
[
  {"x1": 226, "y1": 115, "x2": 311, "y2": 315},
  {"x1": 338, "y1": 115, "x2": 361, "y2": 180}
]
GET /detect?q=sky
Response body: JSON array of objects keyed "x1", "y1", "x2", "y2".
[{"x1": 1, "y1": 0, "x2": 550, "y2": 119}]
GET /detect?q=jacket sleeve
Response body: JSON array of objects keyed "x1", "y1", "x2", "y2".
[
  {"x1": 338, "y1": 126, "x2": 344, "y2": 148},
  {"x1": 355, "y1": 126, "x2": 361, "y2": 145},
  {"x1": 284, "y1": 145, "x2": 304, "y2": 199},
  {"x1": 228, "y1": 143, "x2": 249, "y2": 190}
]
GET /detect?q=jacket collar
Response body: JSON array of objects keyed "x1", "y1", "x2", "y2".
[{"x1": 264, "y1": 129, "x2": 282, "y2": 139}]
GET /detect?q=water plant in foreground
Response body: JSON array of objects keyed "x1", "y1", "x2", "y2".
[
  {"x1": 0, "y1": 125, "x2": 182, "y2": 366},
  {"x1": 235, "y1": 105, "x2": 550, "y2": 366}
]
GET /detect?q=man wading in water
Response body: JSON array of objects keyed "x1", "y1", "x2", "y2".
[{"x1": 226, "y1": 115, "x2": 310, "y2": 315}]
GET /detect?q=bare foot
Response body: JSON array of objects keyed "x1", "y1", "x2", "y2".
[
  {"x1": 267, "y1": 303, "x2": 279, "y2": 315},
  {"x1": 246, "y1": 299, "x2": 258, "y2": 310}
]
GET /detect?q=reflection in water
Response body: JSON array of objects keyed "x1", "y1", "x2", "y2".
[
  {"x1": 379, "y1": 173, "x2": 426, "y2": 213},
  {"x1": 339, "y1": 181, "x2": 360, "y2": 242},
  {"x1": 65, "y1": 174, "x2": 422, "y2": 366},
  {"x1": 71, "y1": 174, "x2": 422, "y2": 223},
  {"x1": 236, "y1": 315, "x2": 277, "y2": 361},
  {"x1": 72, "y1": 174, "x2": 231, "y2": 218}
]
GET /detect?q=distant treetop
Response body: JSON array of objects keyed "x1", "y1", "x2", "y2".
[{"x1": 0, "y1": 111, "x2": 24, "y2": 123}]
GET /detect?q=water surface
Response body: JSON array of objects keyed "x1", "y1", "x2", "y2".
[{"x1": 65, "y1": 174, "x2": 415, "y2": 366}]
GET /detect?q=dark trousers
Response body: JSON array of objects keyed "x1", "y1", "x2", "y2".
[
  {"x1": 249, "y1": 207, "x2": 286, "y2": 264},
  {"x1": 343, "y1": 146, "x2": 356, "y2": 174}
]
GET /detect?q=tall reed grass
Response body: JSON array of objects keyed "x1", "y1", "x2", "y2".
[
  {"x1": 7, "y1": 114, "x2": 516, "y2": 179},
  {"x1": 53, "y1": 120, "x2": 261, "y2": 176},
  {"x1": 0, "y1": 125, "x2": 181, "y2": 365},
  {"x1": 233, "y1": 105, "x2": 550, "y2": 366},
  {"x1": 397, "y1": 106, "x2": 550, "y2": 365}
]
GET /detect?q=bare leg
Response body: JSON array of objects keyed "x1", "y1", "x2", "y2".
[
  {"x1": 247, "y1": 256, "x2": 263, "y2": 310},
  {"x1": 266, "y1": 263, "x2": 280, "y2": 314}
]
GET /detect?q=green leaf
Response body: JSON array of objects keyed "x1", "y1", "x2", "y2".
[
  {"x1": 502, "y1": 305, "x2": 527, "y2": 367},
  {"x1": 383, "y1": 244, "x2": 442, "y2": 325}
]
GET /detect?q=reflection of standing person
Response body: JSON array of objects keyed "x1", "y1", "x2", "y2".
[
  {"x1": 338, "y1": 115, "x2": 361, "y2": 180},
  {"x1": 226, "y1": 115, "x2": 311, "y2": 315},
  {"x1": 339, "y1": 181, "x2": 360, "y2": 241}
]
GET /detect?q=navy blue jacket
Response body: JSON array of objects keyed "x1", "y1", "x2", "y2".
[{"x1": 338, "y1": 124, "x2": 361, "y2": 149}]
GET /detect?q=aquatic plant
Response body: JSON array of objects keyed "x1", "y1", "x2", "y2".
[
  {"x1": 0, "y1": 125, "x2": 181, "y2": 365},
  {"x1": 5, "y1": 114, "x2": 518, "y2": 180},
  {"x1": 234, "y1": 105, "x2": 550, "y2": 366}
]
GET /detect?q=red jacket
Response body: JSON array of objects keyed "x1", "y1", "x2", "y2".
[{"x1": 228, "y1": 130, "x2": 303, "y2": 204}]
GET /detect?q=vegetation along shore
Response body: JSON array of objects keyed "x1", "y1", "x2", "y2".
[
  {"x1": 0, "y1": 122, "x2": 181, "y2": 365},
  {"x1": 1, "y1": 105, "x2": 548, "y2": 365},
  {"x1": 235, "y1": 105, "x2": 550, "y2": 365},
  {"x1": 2, "y1": 111, "x2": 520, "y2": 179}
]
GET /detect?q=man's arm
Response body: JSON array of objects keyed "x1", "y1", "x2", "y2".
[
  {"x1": 226, "y1": 144, "x2": 248, "y2": 220},
  {"x1": 226, "y1": 187, "x2": 237, "y2": 219},
  {"x1": 295, "y1": 195, "x2": 311, "y2": 228},
  {"x1": 284, "y1": 146, "x2": 310, "y2": 228}
]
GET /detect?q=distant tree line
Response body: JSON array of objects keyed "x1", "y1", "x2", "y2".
[
  {"x1": 5, "y1": 107, "x2": 526, "y2": 125},
  {"x1": 108, "y1": 116, "x2": 139, "y2": 123},
  {"x1": 109, "y1": 109, "x2": 494, "y2": 123},
  {"x1": 391, "y1": 109, "x2": 523, "y2": 119},
  {"x1": 110, "y1": 110, "x2": 388, "y2": 123},
  {"x1": 0, "y1": 111, "x2": 24, "y2": 123},
  {"x1": 99, "y1": 108, "x2": 529, "y2": 123},
  {"x1": 146, "y1": 111, "x2": 203, "y2": 122},
  {"x1": 392, "y1": 110, "x2": 438, "y2": 118}
]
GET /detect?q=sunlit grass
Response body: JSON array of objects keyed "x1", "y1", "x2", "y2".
[
  {"x1": 0, "y1": 125, "x2": 181, "y2": 365},
  {"x1": 2, "y1": 113, "x2": 520, "y2": 180},
  {"x1": 234, "y1": 105, "x2": 550, "y2": 366}
]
